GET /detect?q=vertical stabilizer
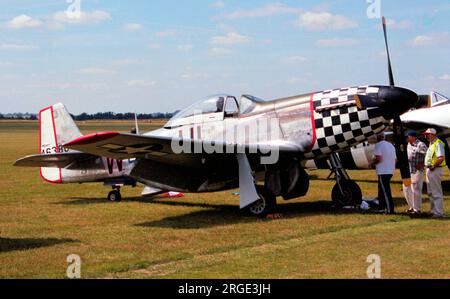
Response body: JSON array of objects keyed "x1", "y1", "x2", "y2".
[{"x1": 39, "y1": 103, "x2": 83, "y2": 183}]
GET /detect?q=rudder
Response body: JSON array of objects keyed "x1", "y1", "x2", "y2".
[{"x1": 39, "y1": 103, "x2": 83, "y2": 183}]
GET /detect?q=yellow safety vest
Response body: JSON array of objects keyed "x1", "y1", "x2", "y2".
[{"x1": 429, "y1": 138, "x2": 447, "y2": 167}]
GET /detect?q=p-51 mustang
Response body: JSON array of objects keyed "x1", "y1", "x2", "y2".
[{"x1": 15, "y1": 17, "x2": 419, "y2": 215}]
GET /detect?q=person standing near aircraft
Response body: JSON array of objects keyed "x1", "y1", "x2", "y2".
[
  {"x1": 424, "y1": 128, "x2": 446, "y2": 219},
  {"x1": 373, "y1": 133, "x2": 397, "y2": 214},
  {"x1": 403, "y1": 131, "x2": 428, "y2": 215}
]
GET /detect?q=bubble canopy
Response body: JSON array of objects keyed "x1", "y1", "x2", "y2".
[{"x1": 164, "y1": 94, "x2": 265, "y2": 128}]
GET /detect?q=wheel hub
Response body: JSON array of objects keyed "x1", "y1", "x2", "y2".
[{"x1": 249, "y1": 199, "x2": 266, "y2": 215}]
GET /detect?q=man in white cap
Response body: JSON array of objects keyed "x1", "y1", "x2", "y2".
[
  {"x1": 403, "y1": 131, "x2": 428, "y2": 215},
  {"x1": 424, "y1": 128, "x2": 446, "y2": 218}
]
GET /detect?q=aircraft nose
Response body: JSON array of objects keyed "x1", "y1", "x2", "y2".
[
  {"x1": 377, "y1": 86, "x2": 418, "y2": 119},
  {"x1": 356, "y1": 86, "x2": 418, "y2": 120}
]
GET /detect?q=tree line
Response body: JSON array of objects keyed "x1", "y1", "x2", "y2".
[{"x1": 0, "y1": 112, "x2": 176, "y2": 121}]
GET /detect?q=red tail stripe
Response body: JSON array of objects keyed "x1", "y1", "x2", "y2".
[
  {"x1": 307, "y1": 93, "x2": 317, "y2": 152},
  {"x1": 65, "y1": 131, "x2": 120, "y2": 147}
]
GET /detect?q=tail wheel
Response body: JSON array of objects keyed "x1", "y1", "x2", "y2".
[
  {"x1": 108, "y1": 190, "x2": 122, "y2": 202},
  {"x1": 332, "y1": 180, "x2": 362, "y2": 208},
  {"x1": 247, "y1": 186, "x2": 277, "y2": 216}
]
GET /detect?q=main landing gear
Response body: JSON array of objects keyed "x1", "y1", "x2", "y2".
[
  {"x1": 329, "y1": 153, "x2": 362, "y2": 208},
  {"x1": 107, "y1": 186, "x2": 122, "y2": 202},
  {"x1": 246, "y1": 186, "x2": 277, "y2": 216}
]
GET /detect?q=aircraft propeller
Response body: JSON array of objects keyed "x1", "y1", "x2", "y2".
[{"x1": 381, "y1": 16, "x2": 412, "y2": 186}]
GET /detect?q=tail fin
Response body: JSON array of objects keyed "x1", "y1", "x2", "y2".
[{"x1": 39, "y1": 103, "x2": 83, "y2": 183}]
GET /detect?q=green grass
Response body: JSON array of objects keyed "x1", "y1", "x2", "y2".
[{"x1": 0, "y1": 121, "x2": 449, "y2": 278}]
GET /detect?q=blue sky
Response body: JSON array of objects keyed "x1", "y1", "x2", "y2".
[{"x1": 0, "y1": 0, "x2": 449, "y2": 114}]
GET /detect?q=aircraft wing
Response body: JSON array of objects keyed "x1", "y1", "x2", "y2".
[
  {"x1": 63, "y1": 131, "x2": 301, "y2": 163},
  {"x1": 401, "y1": 105, "x2": 450, "y2": 130},
  {"x1": 14, "y1": 152, "x2": 97, "y2": 168}
]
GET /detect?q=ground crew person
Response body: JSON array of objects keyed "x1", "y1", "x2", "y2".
[
  {"x1": 403, "y1": 131, "x2": 428, "y2": 214},
  {"x1": 373, "y1": 133, "x2": 397, "y2": 214},
  {"x1": 424, "y1": 128, "x2": 446, "y2": 219}
]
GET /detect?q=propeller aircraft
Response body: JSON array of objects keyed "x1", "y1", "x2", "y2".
[{"x1": 15, "y1": 17, "x2": 419, "y2": 216}]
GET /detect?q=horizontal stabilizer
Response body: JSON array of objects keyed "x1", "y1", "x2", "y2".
[
  {"x1": 141, "y1": 186, "x2": 164, "y2": 197},
  {"x1": 14, "y1": 152, "x2": 96, "y2": 168}
]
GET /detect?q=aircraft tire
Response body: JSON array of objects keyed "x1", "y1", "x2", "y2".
[
  {"x1": 108, "y1": 190, "x2": 122, "y2": 202},
  {"x1": 332, "y1": 180, "x2": 362, "y2": 208},
  {"x1": 246, "y1": 186, "x2": 277, "y2": 217}
]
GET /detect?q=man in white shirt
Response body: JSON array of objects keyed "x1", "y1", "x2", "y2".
[{"x1": 373, "y1": 133, "x2": 397, "y2": 214}]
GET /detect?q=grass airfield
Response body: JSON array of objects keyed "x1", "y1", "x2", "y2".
[{"x1": 0, "y1": 121, "x2": 449, "y2": 279}]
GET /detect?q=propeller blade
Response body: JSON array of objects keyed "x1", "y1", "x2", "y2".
[
  {"x1": 382, "y1": 16, "x2": 395, "y2": 87},
  {"x1": 393, "y1": 116, "x2": 411, "y2": 186}
]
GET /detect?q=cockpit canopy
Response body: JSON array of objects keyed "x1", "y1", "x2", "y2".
[{"x1": 164, "y1": 94, "x2": 265, "y2": 128}]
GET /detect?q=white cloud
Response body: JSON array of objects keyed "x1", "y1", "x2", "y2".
[
  {"x1": 410, "y1": 33, "x2": 449, "y2": 46},
  {"x1": 177, "y1": 44, "x2": 194, "y2": 52},
  {"x1": 0, "y1": 43, "x2": 39, "y2": 51},
  {"x1": 7, "y1": 15, "x2": 42, "y2": 29},
  {"x1": 296, "y1": 12, "x2": 358, "y2": 31},
  {"x1": 316, "y1": 38, "x2": 359, "y2": 47},
  {"x1": 209, "y1": 47, "x2": 233, "y2": 56},
  {"x1": 123, "y1": 23, "x2": 144, "y2": 31},
  {"x1": 210, "y1": 32, "x2": 251, "y2": 45},
  {"x1": 76, "y1": 67, "x2": 116, "y2": 75},
  {"x1": 127, "y1": 80, "x2": 157, "y2": 87},
  {"x1": 53, "y1": 10, "x2": 112, "y2": 24},
  {"x1": 0, "y1": 61, "x2": 13, "y2": 67},
  {"x1": 283, "y1": 55, "x2": 307, "y2": 63},
  {"x1": 156, "y1": 29, "x2": 177, "y2": 37},
  {"x1": 210, "y1": 1, "x2": 225, "y2": 9},
  {"x1": 440, "y1": 74, "x2": 450, "y2": 81},
  {"x1": 226, "y1": 3, "x2": 303, "y2": 19}
]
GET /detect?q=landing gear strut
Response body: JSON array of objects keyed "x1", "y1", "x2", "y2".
[
  {"x1": 107, "y1": 186, "x2": 122, "y2": 202},
  {"x1": 329, "y1": 153, "x2": 362, "y2": 208},
  {"x1": 246, "y1": 186, "x2": 277, "y2": 216}
]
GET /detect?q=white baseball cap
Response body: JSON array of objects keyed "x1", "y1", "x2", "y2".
[{"x1": 424, "y1": 128, "x2": 437, "y2": 135}]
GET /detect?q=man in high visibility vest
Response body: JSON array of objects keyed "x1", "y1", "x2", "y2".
[{"x1": 424, "y1": 128, "x2": 446, "y2": 219}]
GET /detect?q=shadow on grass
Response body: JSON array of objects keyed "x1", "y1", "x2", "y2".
[
  {"x1": 134, "y1": 200, "x2": 365, "y2": 229},
  {"x1": 58, "y1": 197, "x2": 235, "y2": 210},
  {"x1": 58, "y1": 195, "x2": 448, "y2": 229},
  {"x1": 311, "y1": 176, "x2": 405, "y2": 185},
  {"x1": 0, "y1": 237, "x2": 77, "y2": 253}
]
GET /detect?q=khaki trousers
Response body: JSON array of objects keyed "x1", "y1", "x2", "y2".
[
  {"x1": 403, "y1": 171, "x2": 424, "y2": 212},
  {"x1": 426, "y1": 167, "x2": 445, "y2": 217}
]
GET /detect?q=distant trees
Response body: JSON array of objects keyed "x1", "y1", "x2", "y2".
[
  {"x1": 71, "y1": 112, "x2": 174, "y2": 121},
  {"x1": 1, "y1": 112, "x2": 174, "y2": 120},
  {"x1": 0, "y1": 113, "x2": 37, "y2": 120}
]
